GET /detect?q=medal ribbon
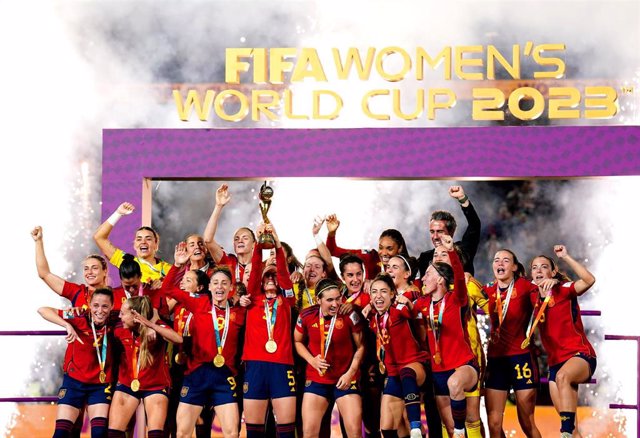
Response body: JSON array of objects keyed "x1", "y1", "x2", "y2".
[
  {"x1": 90, "y1": 320, "x2": 107, "y2": 377},
  {"x1": 523, "y1": 292, "x2": 552, "y2": 347},
  {"x1": 345, "y1": 290, "x2": 361, "y2": 304},
  {"x1": 264, "y1": 297, "x2": 279, "y2": 342},
  {"x1": 319, "y1": 310, "x2": 337, "y2": 360},
  {"x1": 183, "y1": 313, "x2": 193, "y2": 336},
  {"x1": 176, "y1": 308, "x2": 186, "y2": 334},
  {"x1": 132, "y1": 343, "x2": 141, "y2": 382},
  {"x1": 235, "y1": 262, "x2": 241, "y2": 283},
  {"x1": 212, "y1": 303, "x2": 230, "y2": 356},
  {"x1": 495, "y1": 279, "x2": 515, "y2": 329},
  {"x1": 374, "y1": 311, "x2": 389, "y2": 366},
  {"x1": 428, "y1": 296, "x2": 446, "y2": 361}
]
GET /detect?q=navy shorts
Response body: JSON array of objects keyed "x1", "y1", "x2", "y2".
[
  {"x1": 548, "y1": 353, "x2": 597, "y2": 383},
  {"x1": 432, "y1": 360, "x2": 480, "y2": 396},
  {"x1": 304, "y1": 380, "x2": 360, "y2": 402},
  {"x1": 382, "y1": 376, "x2": 403, "y2": 398},
  {"x1": 180, "y1": 363, "x2": 237, "y2": 407},
  {"x1": 485, "y1": 352, "x2": 539, "y2": 391},
  {"x1": 243, "y1": 361, "x2": 296, "y2": 400},
  {"x1": 115, "y1": 383, "x2": 169, "y2": 400},
  {"x1": 57, "y1": 374, "x2": 112, "y2": 408}
]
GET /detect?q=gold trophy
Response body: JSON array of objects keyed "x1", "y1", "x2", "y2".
[{"x1": 258, "y1": 181, "x2": 276, "y2": 249}]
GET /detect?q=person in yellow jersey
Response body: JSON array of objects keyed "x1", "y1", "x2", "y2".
[
  {"x1": 94, "y1": 202, "x2": 171, "y2": 285},
  {"x1": 433, "y1": 245, "x2": 489, "y2": 438}
]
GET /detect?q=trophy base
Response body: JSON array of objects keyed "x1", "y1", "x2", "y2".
[{"x1": 259, "y1": 233, "x2": 276, "y2": 249}]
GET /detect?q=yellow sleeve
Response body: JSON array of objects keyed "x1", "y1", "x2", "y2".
[
  {"x1": 467, "y1": 276, "x2": 489, "y2": 314},
  {"x1": 109, "y1": 248, "x2": 125, "y2": 269}
]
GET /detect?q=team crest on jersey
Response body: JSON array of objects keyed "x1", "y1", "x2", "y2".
[
  {"x1": 548, "y1": 297, "x2": 556, "y2": 307},
  {"x1": 511, "y1": 289, "x2": 518, "y2": 298},
  {"x1": 243, "y1": 382, "x2": 249, "y2": 394},
  {"x1": 230, "y1": 312, "x2": 236, "y2": 321},
  {"x1": 335, "y1": 319, "x2": 344, "y2": 330},
  {"x1": 58, "y1": 389, "x2": 67, "y2": 399},
  {"x1": 305, "y1": 380, "x2": 312, "y2": 387},
  {"x1": 181, "y1": 386, "x2": 189, "y2": 397}
]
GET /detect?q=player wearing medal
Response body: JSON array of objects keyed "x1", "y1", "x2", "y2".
[
  {"x1": 432, "y1": 245, "x2": 489, "y2": 438},
  {"x1": 94, "y1": 202, "x2": 171, "y2": 285},
  {"x1": 369, "y1": 274, "x2": 429, "y2": 438},
  {"x1": 529, "y1": 245, "x2": 596, "y2": 438},
  {"x1": 108, "y1": 296, "x2": 182, "y2": 438},
  {"x1": 38, "y1": 288, "x2": 115, "y2": 438},
  {"x1": 483, "y1": 250, "x2": 541, "y2": 438},
  {"x1": 165, "y1": 262, "x2": 246, "y2": 438},
  {"x1": 161, "y1": 241, "x2": 217, "y2": 438},
  {"x1": 338, "y1": 254, "x2": 384, "y2": 438},
  {"x1": 203, "y1": 184, "x2": 255, "y2": 293},
  {"x1": 415, "y1": 235, "x2": 479, "y2": 438},
  {"x1": 239, "y1": 222, "x2": 297, "y2": 438},
  {"x1": 294, "y1": 279, "x2": 366, "y2": 438},
  {"x1": 325, "y1": 213, "x2": 409, "y2": 278}
]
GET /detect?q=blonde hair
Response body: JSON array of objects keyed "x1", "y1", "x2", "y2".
[{"x1": 126, "y1": 296, "x2": 154, "y2": 370}]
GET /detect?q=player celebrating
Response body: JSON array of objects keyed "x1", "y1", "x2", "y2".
[
  {"x1": 203, "y1": 183, "x2": 255, "y2": 289},
  {"x1": 38, "y1": 288, "x2": 115, "y2": 438},
  {"x1": 483, "y1": 250, "x2": 541, "y2": 438},
  {"x1": 94, "y1": 202, "x2": 171, "y2": 284},
  {"x1": 32, "y1": 226, "x2": 109, "y2": 307},
  {"x1": 294, "y1": 279, "x2": 365, "y2": 438},
  {"x1": 432, "y1": 245, "x2": 488, "y2": 438},
  {"x1": 369, "y1": 274, "x2": 428, "y2": 438},
  {"x1": 239, "y1": 222, "x2": 297, "y2": 438},
  {"x1": 415, "y1": 236, "x2": 479, "y2": 438},
  {"x1": 108, "y1": 296, "x2": 182, "y2": 438},
  {"x1": 529, "y1": 245, "x2": 596, "y2": 438}
]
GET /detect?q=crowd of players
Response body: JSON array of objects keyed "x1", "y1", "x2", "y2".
[{"x1": 33, "y1": 184, "x2": 597, "y2": 438}]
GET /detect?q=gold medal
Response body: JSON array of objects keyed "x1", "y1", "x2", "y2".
[
  {"x1": 521, "y1": 338, "x2": 530, "y2": 349},
  {"x1": 213, "y1": 354, "x2": 225, "y2": 368},
  {"x1": 379, "y1": 362, "x2": 386, "y2": 374},
  {"x1": 265, "y1": 340, "x2": 278, "y2": 353},
  {"x1": 175, "y1": 352, "x2": 186, "y2": 365},
  {"x1": 434, "y1": 352, "x2": 442, "y2": 365},
  {"x1": 131, "y1": 378, "x2": 140, "y2": 392},
  {"x1": 99, "y1": 371, "x2": 106, "y2": 384}
]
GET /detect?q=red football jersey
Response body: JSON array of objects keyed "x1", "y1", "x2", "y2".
[
  {"x1": 414, "y1": 250, "x2": 475, "y2": 372},
  {"x1": 484, "y1": 277, "x2": 538, "y2": 358},
  {"x1": 242, "y1": 244, "x2": 296, "y2": 365},
  {"x1": 296, "y1": 304, "x2": 362, "y2": 384},
  {"x1": 369, "y1": 304, "x2": 428, "y2": 377},
  {"x1": 113, "y1": 323, "x2": 171, "y2": 390},
  {"x1": 534, "y1": 282, "x2": 596, "y2": 366},
  {"x1": 57, "y1": 308, "x2": 114, "y2": 384},
  {"x1": 184, "y1": 304, "x2": 246, "y2": 376}
]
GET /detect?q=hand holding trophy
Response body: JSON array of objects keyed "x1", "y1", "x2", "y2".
[{"x1": 258, "y1": 181, "x2": 275, "y2": 249}]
